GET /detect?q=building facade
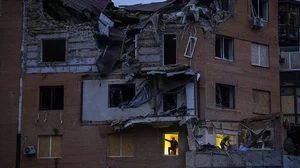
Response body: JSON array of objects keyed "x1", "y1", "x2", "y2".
[
  {"x1": 18, "y1": 0, "x2": 281, "y2": 168},
  {"x1": 279, "y1": 0, "x2": 300, "y2": 150},
  {"x1": 0, "y1": 0, "x2": 22, "y2": 167}
]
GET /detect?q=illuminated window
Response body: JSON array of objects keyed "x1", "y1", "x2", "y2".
[
  {"x1": 164, "y1": 133, "x2": 179, "y2": 156},
  {"x1": 38, "y1": 135, "x2": 62, "y2": 158},
  {"x1": 108, "y1": 134, "x2": 135, "y2": 157},
  {"x1": 216, "y1": 134, "x2": 235, "y2": 149}
]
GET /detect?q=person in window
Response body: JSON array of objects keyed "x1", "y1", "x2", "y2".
[
  {"x1": 165, "y1": 137, "x2": 178, "y2": 155},
  {"x1": 220, "y1": 136, "x2": 231, "y2": 150}
]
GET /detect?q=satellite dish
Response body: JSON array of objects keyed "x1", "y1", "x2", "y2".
[{"x1": 283, "y1": 137, "x2": 294, "y2": 153}]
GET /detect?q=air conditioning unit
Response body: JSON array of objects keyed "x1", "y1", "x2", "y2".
[
  {"x1": 251, "y1": 17, "x2": 264, "y2": 29},
  {"x1": 24, "y1": 146, "x2": 36, "y2": 155}
]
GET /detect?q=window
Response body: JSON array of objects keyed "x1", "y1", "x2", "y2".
[
  {"x1": 42, "y1": 39, "x2": 66, "y2": 62},
  {"x1": 108, "y1": 134, "x2": 135, "y2": 157},
  {"x1": 251, "y1": 0, "x2": 268, "y2": 21},
  {"x1": 215, "y1": 35, "x2": 234, "y2": 61},
  {"x1": 38, "y1": 135, "x2": 62, "y2": 158},
  {"x1": 164, "y1": 133, "x2": 179, "y2": 156},
  {"x1": 163, "y1": 34, "x2": 176, "y2": 65},
  {"x1": 216, "y1": 84, "x2": 235, "y2": 109},
  {"x1": 216, "y1": 134, "x2": 235, "y2": 149},
  {"x1": 40, "y1": 86, "x2": 64, "y2": 110},
  {"x1": 281, "y1": 87, "x2": 300, "y2": 123},
  {"x1": 253, "y1": 90, "x2": 270, "y2": 114},
  {"x1": 251, "y1": 43, "x2": 269, "y2": 67},
  {"x1": 109, "y1": 84, "x2": 135, "y2": 107}
]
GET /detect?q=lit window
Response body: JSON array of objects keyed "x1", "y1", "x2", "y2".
[
  {"x1": 216, "y1": 84, "x2": 235, "y2": 109},
  {"x1": 42, "y1": 39, "x2": 66, "y2": 62},
  {"x1": 253, "y1": 90, "x2": 270, "y2": 114},
  {"x1": 108, "y1": 134, "x2": 135, "y2": 157},
  {"x1": 164, "y1": 133, "x2": 179, "y2": 156},
  {"x1": 251, "y1": 0, "x2": 268, "y2": 21},
  {"x1": 216, "y1": 134, "x2": 235, "y2": 149},
  {"x1": 38, "y1": 135, "x2": 62, "y2": 158},
  {"x1": 215, "y1": 35, "x2": 234, "y2": 61},
  {"x1": 251, "y1": 43, "x2": 269, "y2": 67}
]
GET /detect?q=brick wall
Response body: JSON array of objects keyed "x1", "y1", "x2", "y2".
[
  {"x1": 0, "y1": 0, "x2": 22, "y2": 167},
  {"x1": 21, "y1": 73, "x2": 188, "y2": 168}
]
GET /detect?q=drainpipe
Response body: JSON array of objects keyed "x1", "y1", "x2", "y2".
[{"x1": 16, "y1": 1, "x2": 26, "y2": 168}]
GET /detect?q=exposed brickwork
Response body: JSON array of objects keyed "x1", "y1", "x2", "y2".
[{"x1": 0, "y1": 0, "x2": 22, "y2": 167}]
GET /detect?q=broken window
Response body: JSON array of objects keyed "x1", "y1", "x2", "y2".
[
  {"x1": 216, "y1": 134, "x2": 235, "y2": 149},
  {"x1": 184, "y1": 36, "x2": 197, "y2": 58},
  {"x1": 163, "y1": 91, "x2": 177, "y2": 112},
  {"x1": 215, "y1": 35, "x2": 234, "y2": 61},
  {"x1": 38, "y1": 135, "x2": 62, "y2": 158},
  {"x1": 109, "y1": 84, "x2": 135, "y2": 107},
  {"x1": 40, "y1": 86, "x2": 64, "y2": 110},
  {"x1": 253, "y1": 90, "x2": 270, "y2": 114},
  {"x1": 251, "y1": 43, "x2": 269, "y2": 67},
  {"x1": 216, "y1": 84, "x2": 235, "y2": 109},
  {"x1": 251, "y1": 0, "x2": 268, "y2": 21},
  {"x1": 163, "y1": 34, "x2": 176, "y2": 65},
  {"x1": 108, "y1": 134, "x2": 135, "y2": 157},
  {"x1": 42, "y1": 39, "x2": 66, "y2": 62},
  {"x1": 288, "y1": 5, "x2": 299, "y2": 38},
  {"x1": 164, "y1": 133, "x2": 179, "y2": 156}
]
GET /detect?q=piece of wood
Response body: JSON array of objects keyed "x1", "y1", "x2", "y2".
[
  {"x1": 108, "y1": 135, "x2": 120, "y2": 156},
  {"x1": 52, "y1": 136, "x2": 62, "y2": 157},
  {"x1": 39, "y1": 136, "x2": 50, "y2": 157},
  {"x1": 122, "y1": 134, "x2": 135, "y2": 156}
]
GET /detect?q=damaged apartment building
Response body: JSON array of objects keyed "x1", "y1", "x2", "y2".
[{"x1": 19, "y1": 0, "x2": 282, "y2": 168}]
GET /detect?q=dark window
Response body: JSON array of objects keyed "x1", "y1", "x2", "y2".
[
  {"x1": 40, "y1": 86, "x2": 64, "y2": 110},
  {"x1": 163, "y1": 93, "x2": 177, "y2": 111},
  {"x1": 109, "y1": 84, "x2": 135, "y2": 107},
  {"x1": 216, "y1": 84, "x2": 235, "y2": 109},
  {"x1": 220, "y1": 0, "x2": 230, "y2": 11},
  {"x1": 215, "y1": 35, "x2": 234, "y2": 60},
  {"x1": 163, "y1": 34, "x2": 176, "y2": 65},
  {"x1": 251, "y1": 0, "x2": 268, "y2": 20},
  {"x1": 42, "y1": 39, "x2": 66, "y2": 62}
]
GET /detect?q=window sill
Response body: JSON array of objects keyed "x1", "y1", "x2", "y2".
[
  {"x1": 215, "y1": 57, "x2": 234, "y2": 62},
  {"x1": 163, "y1": 155, "x2": 179, "y2": 157},
  {"x1": 208, "y1": 106, "x2": 240, "y2": 113},
  {"x1": 39, "y1": 109, "x2": 64, "y2": 112},
  {"x1": 251, "y1": 64, "x2": 270, "y2": 69},
  {"x1": 107, "y1": 156, "x2": 135, "y2": 158},
  {"x1": 37, "y1": 157, "x2": 62, "y2": 159}
]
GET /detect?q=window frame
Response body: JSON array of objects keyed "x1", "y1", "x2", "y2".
[
  {"x1": 39, "y1": 86, "x2": 64, "y2": 111},
  {"x1": 37, "y1": 135, "x2": 62, "y2": 159},
  {"x1": 251, "y1": 0, "x2": 269, "y2": 21},
  {"x1": 107, "y1": 134, "x2": 135, "y2": 157},
  {"x1": 215, "y1": 35, "x2": 234, "y2": 61},
  {"x1": 216, "y1": 83, "x2": 235, "y2": 109},
  {"x1": 41, "y1": 38, "x2": 67, "y2": 63},
  {"x1": 251, "y1": 43, "x2": 269, "y2": 68},
  {"x1": 163, "y1": 132, "x2": 179, "y2": 157}
]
